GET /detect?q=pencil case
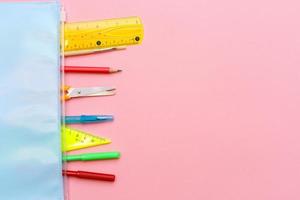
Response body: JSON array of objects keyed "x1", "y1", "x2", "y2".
[{"x1": 0, "y1": 1, "x2": 64, "y2": 199}]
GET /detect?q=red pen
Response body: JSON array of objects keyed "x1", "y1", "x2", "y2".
[
  {"x1": 64, "y1": 66, "x2": 122, "y2": 74},
  {"x1": 63, "y1": 170, "x2": 115, "y2": 182}
]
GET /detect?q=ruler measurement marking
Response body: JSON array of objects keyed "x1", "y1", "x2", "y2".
[{"x1": 63, "y1": 17, "x2": 143, "y2": 52}]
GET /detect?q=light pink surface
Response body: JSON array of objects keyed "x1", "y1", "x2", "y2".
[{"x1": 61, "y1": 0, "x2": 300, "y2": 199}]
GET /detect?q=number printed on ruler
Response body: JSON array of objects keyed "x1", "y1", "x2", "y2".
[
  {"x1": 64, "y1": 16, "x2": 144, "y2": 52},
  {"x1": 62, "y1": 126, "x2": 111, "y2": 152}
]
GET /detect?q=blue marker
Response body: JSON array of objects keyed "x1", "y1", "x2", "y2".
[{"x1": 64, "y1": 115, "x2": 114, "y2": 124}]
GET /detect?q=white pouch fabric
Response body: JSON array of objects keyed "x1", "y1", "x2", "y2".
[{"x1": 0, "y1": 1, "x2": 64, "y2": 199}]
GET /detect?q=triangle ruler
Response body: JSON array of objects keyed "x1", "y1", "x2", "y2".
[{"x1": 62, "y1": 126, "x2": 111, "y2": 152}]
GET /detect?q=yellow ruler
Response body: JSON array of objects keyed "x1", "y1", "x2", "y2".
[
  {"x1": 62, "y1": 126, "x2": 111, "y2": 152},
  {"x1": 63, "y1": 16, "x2": 144, "y2": 56}
]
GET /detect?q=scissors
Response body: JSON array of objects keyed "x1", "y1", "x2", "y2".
[{"x1": 62, "y1": 85, "x2": 116, "y2": 100}]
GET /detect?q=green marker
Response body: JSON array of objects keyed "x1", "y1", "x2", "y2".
[{"x1": 63, "y1": 151, "x2": 121, "y2": 162}]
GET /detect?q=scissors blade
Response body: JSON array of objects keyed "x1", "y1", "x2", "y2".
[{"x1": 68, "y1": 87, "x2": 116, "y2": 98}]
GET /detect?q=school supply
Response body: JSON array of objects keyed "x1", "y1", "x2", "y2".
[
  {"x1": 62, "y1": 126, "x2": 111, "y2": 152},
  {"x1": 62, "y1": 85, "x2": 116, "y2": 100},
  {"x1": 63, "y1": 16, "x2": 144, "y2": 56},
  {"x1": 64, "y1": 115, "x2": 114, "y2": 124},
  {"x1": 64, "y1": 66, "x2": 122, "y2": 73},
  {"x1": 63, "y1": 152, "x2": 120, "y2": 162},
  {"x1": 63, "y1": 170, "x2": 115, "y2": 182}
]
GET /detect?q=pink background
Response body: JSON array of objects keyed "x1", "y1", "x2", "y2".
[{"x1": 65, "y1": 0, "x2": 299, "y2": 199}]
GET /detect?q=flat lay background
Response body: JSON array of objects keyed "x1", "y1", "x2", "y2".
[
  {"x1": 62, "y1": 0, "x2": 300, "y2": 199},
  {"x1": 62, "y1": 0, "x2": 300, "y2": 200},
  {"x1": 7, "y1": 0, "x2": 300, "y2": 199}
]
